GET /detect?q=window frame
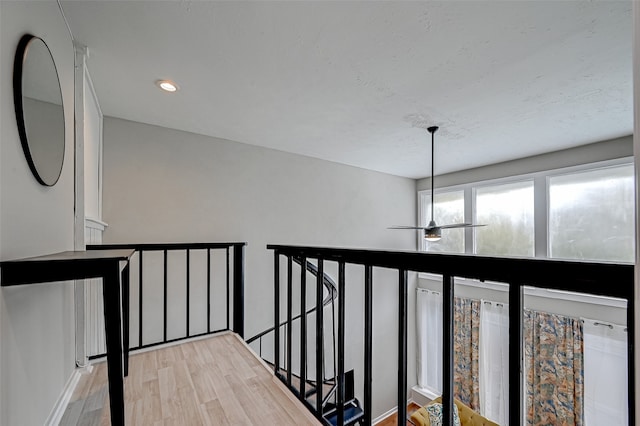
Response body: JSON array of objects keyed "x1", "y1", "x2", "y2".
[
  {"x1": 418, "y1": 186, "x2": 467, "y2": 253},
  {"x1": 472, "y1": 177, "x2": 536, "y2": 257},
  {"x1": 418, "y1": 156, "x2": 634, "y2": 260},
  {"x1": 546, "y1": 161, "x2": 635, "y2": 262}
]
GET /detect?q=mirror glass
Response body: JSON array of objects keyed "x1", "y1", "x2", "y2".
[{"x1": 14, "y1": 34, "x2": 65, "y2": 186}]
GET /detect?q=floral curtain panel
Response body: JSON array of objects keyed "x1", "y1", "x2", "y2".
[
  {"x1": 453, "y1": 297, "x2": 481, "y2": 412},
  {"x1": 524, "y1": 309, "x2": 584, "y2": 426},
  {"x1": 418, "y1": 290, "x2": 587, "y2": 426}
]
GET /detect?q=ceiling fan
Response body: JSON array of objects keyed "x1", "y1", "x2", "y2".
[{"x1": 390, "y1": 126, "x2": 485, "y2": 242}]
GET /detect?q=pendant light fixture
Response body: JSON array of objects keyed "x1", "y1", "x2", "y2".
[{"x1": 390, "y1": 126, "x2": 485, "y2": 240}]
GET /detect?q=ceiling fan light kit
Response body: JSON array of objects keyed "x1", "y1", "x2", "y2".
[
  {"x1": 424, "y1": 220, "x2": 442, "y2": 242},
  {"x1": 390, "y1": 125, "x2": 485, "y2": 241}
]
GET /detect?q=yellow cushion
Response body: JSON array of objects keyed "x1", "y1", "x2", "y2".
[
  {"x1": 410, "y1": 406, "x2": 431, "y2": 426},
  {"x1": 410, "y1": 397, "x2": 500, "y2": 426}
]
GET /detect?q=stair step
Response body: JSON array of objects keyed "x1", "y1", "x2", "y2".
[{"x1": 323, "y1": 400, "x2": 364, "y2": 426}]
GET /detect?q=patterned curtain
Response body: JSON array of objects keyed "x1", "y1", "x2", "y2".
[
  {"x1": 453, "y1": 297, "x2": 481, "y2": 412},
  {"x1": 524, "y1": 309, "x2": 584, "y2": 426}
]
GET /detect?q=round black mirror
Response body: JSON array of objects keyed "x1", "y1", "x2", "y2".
[{"x1": 13, "y1": 34, "x2": 65, "y2": 187}]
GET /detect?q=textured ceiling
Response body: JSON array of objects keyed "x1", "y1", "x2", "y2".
[{"x1": 60, "y1": 1, "x2": 633, "y2": 179}]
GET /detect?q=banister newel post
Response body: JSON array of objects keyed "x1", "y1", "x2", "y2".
[{"x1": 233, "y1": 244, "x2": 245, "y2": 338}]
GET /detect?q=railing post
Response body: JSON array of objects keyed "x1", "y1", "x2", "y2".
[
  {"x1": 207, "y1": 248, "x2": 211, "y2": 334},
  {"x1": 443, "y1": 274, "x2": 454, "y2": 426},
  {"x1": 287, "y1": 256, "x2": 293, "y2": 387},
  {"x1": 274, "y1": 250, "x2": 281, "y2": 376},
  {"x1": 337, "y1": 261, "x2": 346, "y2": 426},
  {"x1": 364, "y1": 265, "x2": 373, "y2": 426},
  {"x1": 226, "y1": 247, "x2": 230, "y2": 330},
  {"x1": 121, "y1": 261, "x2": 130, "y2": 377},
  {"x1": 315, "y1": 259, "x2": 324, "y2": 416},
  {"x1": 300, "y1": 256, "x2": 307, "y2": 400},
  {"x1": 397, "y1": 269, "x2": 408, "y2": 426},
  {"x1": 163, "y1": 250, "x2": 168, "y2": 342},
  {"x1": 186, "y1": 249, "x2": 190, "y2": 337},
  {"x1": 509, "y1": 283, "x2": 523, "y2": 426},
  {"x1": 627, "y1": 288, "x2": 635, "y2": 426},
  {"x1": 232, "y1": 244, "x2": 245, "y2": 338},
  {"x1": 138, "y1": 250, "x2": 144, "y2": 347}
]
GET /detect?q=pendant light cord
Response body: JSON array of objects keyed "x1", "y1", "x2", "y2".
[{"x1": 430, "y1": 129, "x2": 435, "y2": 222}]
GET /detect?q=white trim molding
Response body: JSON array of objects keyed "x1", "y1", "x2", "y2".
[
  {"x1": 419, "y1": 274, "x2": 627, "y2": 309},
  {"x1": 85, "y1": 217, "x2": 108, "y2": 231},
  {"x1": 632, "y1": 0, "x2": 640, "y2": 423},
  {"x1": 84, "y1": 217, "x2": 107, "y2": 358},
  {"x1": 44, "y1": 368, "x2": 84, "y2": 426}
]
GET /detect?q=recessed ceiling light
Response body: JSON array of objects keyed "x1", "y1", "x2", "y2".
[{"x1": 156, "y1": 80, "x2": 178, "y2": 92}]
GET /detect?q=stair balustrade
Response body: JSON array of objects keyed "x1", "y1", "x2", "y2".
[
  {"x1": 87, "y1": 242, "x2": 245, "y2": 354},
  {"x1": 266, "y1": 244, "x2": 635, "y2": 426}
]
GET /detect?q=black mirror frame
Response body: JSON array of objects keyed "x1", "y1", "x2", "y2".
[{"x1": 13, "y1": 33, "x2": 65, "y2": 187}]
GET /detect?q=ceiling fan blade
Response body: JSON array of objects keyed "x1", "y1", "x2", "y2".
[
  {"x1": 388, "y1": 225, "x2": 430, "y2": 230},
  {"x1": 438, "y1": 223, "x2": 486, "y2": 229}
]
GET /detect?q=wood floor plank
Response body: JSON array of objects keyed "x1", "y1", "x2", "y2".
[
  {"x1": 156, "y1": 344, "x2": 178, "y2": 370},
  {"x1": 186, "y1": 356, "x2": 217, "y2": 404},
  {"x1": 141, "y1": 379, "x2": 163, "y2": 424},
  {"x1": 142, "y1": 350, "x2": 159, "y2": 383},
  {"x1": 177, "y1": 387, "x2": 207, "y2": 424},
  {"x1": 201, "y1": 399, "x2": 231, "y2": 425},
  {"x1": 158, "y1": 366, "x2": 181, "y2": 421}
]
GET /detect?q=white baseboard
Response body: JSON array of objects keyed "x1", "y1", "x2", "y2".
[
  {"x1": 372, "y1": 398, "x2": 414, "y2": 425},
  {"x1": 373, "y1": 406, "x2": 397, "y2": 424},
  {"x1": 45, "y1": 365, "x2": 91, "y2": 426}
]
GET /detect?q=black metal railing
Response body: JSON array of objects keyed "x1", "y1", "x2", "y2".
[
  {"x1": 246, "y1": 257, "x2": 339, "y2": 408},
  {"x1": 267, "y1": 244, "x2": 635, "y2": 426},
  {"x1": 88, "y1": 242, "x2": 246, "y2": 354}
]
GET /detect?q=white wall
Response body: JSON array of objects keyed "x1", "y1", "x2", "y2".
[
  {"x1": 101, "y1": 116, "x2": 417, "y2": 417},
  {"x1": 0, "y1": 1, "x2": 76, "y2": 425}
]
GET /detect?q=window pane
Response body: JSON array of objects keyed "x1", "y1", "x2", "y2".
[
  {"x1": 475, "y1": 181, "x2": 534, "y2": 256},
  {"x1": 549, "y1": 164, "x2": 634, "y2": 262},
  {"x1": 423, "y1": 190, "x2": 464, "y2": 253}
]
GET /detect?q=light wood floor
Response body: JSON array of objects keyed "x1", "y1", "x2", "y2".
[{"x1": 60, "y1": 332, "x2": 321, "y2": 425}]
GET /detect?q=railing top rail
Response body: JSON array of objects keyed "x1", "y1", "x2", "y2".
[
  {"x1": 267, "y1": 244, "x2": 634, "y2": 300},
  {"x1": 88, "y1": 242, "x2": 247, "y2": 251}
]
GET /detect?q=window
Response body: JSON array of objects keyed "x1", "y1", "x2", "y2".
[
  {"x1": 417, "y1": 160, "x2": 633, "y2": 425},
  {"x1": 421, "y1": 190, "x2": 464, "y2": 253},
  {"x1": 474, "y1": 181, "x2": 534, "y2": 257},
  {"x1": 420, "y1": 159, "x2": 634, "y2": 263},
  {"x1": 548, "y1": 164, "x2": 634, "y2": 262}
]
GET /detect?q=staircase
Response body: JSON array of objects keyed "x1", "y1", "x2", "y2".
[{"x1": 246, "y1": 257, "x2": 363, "y2": 425}]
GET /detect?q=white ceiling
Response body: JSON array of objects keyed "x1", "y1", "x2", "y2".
[{"x1": 60, "y1": 1, "x2": 633, "y2": 179}]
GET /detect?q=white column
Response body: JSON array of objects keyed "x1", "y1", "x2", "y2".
[{"x1": 74, "y1": 41, "x2": 88, "y2": 368}]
